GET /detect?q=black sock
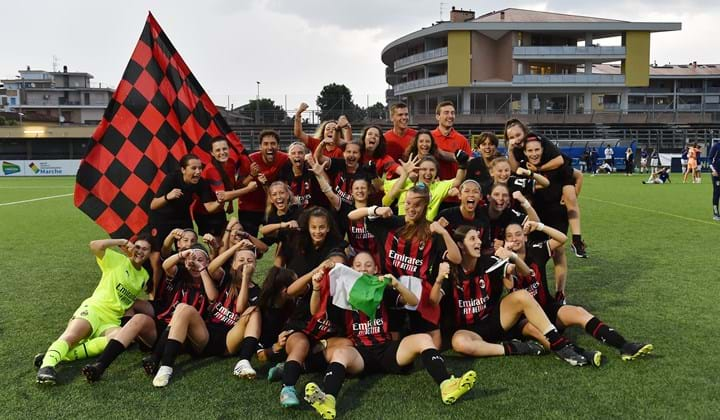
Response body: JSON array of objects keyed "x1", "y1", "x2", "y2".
[
  {"x1": 151, "y1": 327, "x2": 170, "y2": 363},
  {"x1": 306, "y1": 350, "x2": 328, "y2": 372},
  {"x1": 322, "y1": 362, "x2": 346, "y2": 397},
  {"x1": 585, "y1": 317, "x2": 627, "y2": 349},
  {"x1": 238, "y1": 337, "x2": 259, "y2": 361},
  {"x1": 282, "y1": 360, "x2": 303, "y2": 387},
  {"x1": 545, "y1": 329, "x2": 569, "y2": 351},
  {"x1": 160, "y1": 339, "x2": 182, "y2": 368},
  {"x1": 420, "y1": 349, "x2": 450, "y2": 385},
  {"x1": 95, "y1": 339, "x2": 126, "y2": 369},
  {"x1": 572, "y1": 234, "x2": 582, "y2": 243}
]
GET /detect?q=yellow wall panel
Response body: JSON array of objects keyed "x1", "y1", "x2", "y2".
[
  {"x1": 624, "y1": 31, "x2": 650, "y2": 87},
  {"x1": 448, "y1": 31, "x2": 471, "y2": 87}
]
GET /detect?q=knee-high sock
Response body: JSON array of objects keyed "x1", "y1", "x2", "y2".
[
  {"x1": 41, "y1": 340, "x2": 70, "y2": 368},
  {"x1": 585, "y1": 317, "x2": 626, "y2": 349},
  {"x1": 282, "y1": 360, "x2": 303, "y2": 388},
  {"x1": 238, "y1": 337, "x2": 259, "y2": 361},
  {"x1": 420, "y1": 349, "x2": 451, "y2": 385},
  {"x1": 95, "y1": 339, "x2": 127, "y2": 369},
  {"x1": 64, "y1": 337, "x2": 108, "y2": 361},
  {"x1": 322, "y1": 362, "x2": 346, "y2": 397},
  {"x1": 160, "y1": 339, "x2": 182, "y2": 368}
]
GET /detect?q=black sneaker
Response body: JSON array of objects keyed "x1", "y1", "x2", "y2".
[
  {"x1": 583, "y1": 350, "x2": 603, "y2": 367},
  {"x1": 36, "y1": 366, "x2": 57, "y2": 385},
  {"x1": 142, "y1": 356, "x2": 159, "y2": 376},
  {"x1": 510, "y1": 339, "x2": 546, "y2": 356},
  {"x1": 571, "y1": 240, "x2": 588, "y2": 258},
  {"x1": 82, "y1": 362, "x2": 105, "y2": 383},
  {"x1": 554, "y1": 344, "x2": 588, "y2": 366},
  {"x1": 621, "y1": 342, "x2": 654, "y2": 361},
  {"x1": 33, "y1": 352, "x2": 46, "y2": 368},
  {"x1": 555, "y1": 290, "x2": 566, "y2": 305}
]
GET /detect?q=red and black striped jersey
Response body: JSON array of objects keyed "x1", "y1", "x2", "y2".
[
  {"x1": 340, "y1": 289, "x2": 399, "y2": 347},
  {"x1": 156, "y1": 267, "x2": 211, "y2": 324},
  {"x1": 279, "y1": 163, "x2": 316, "y2": 209},
  {"x1": 513, "y1": 240, "x2": 553, "y2": 308},
  {"x1": 480, "y1": 207, "x2": 527, "y2": 252},
  {"x1": 445, "y1": 256, "x2": 506, "y2": 329},
  {"x1": 338, "y1": 201, "x2": 377, "y2": 257},
  {"x1": 205, "y1": 274, "x2": 260, "y2": 328},
  {"x1": 326, "y1": 158, "x2": 374, "y2": 206},
  {"x1": 367, "y1": 216, "x2": 446, "y2": 281}
]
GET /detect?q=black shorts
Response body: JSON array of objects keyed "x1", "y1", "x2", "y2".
[
  {"x1": 537, "y1": 206, "x2": 569, "y2": 234},
  {"x1": 195, "y1": 212, "x2": 227, "y2": 237},
  {"x1": 464, "y1": 305, "x2": 506, "y2": 343},
  {"x1": 357, "y1": 341, "x2": 412, "y2": 375},
  {"x1": 235, "y1": 210, "x2": 264, "y2": 237},
  {"x1": 546, "y1": 161, "x2": 575, "y2": 187},
  {"x1": 408, "y1": 311, "x2": 438, "y2": 334},
  {"x1": 259, "y1": 308, "x2": 289, "y2": 350},
  {"x1": 201, "y1": 323, "x2": 230, "y2": 357},
  {"x1": 542, "y1": 301, "x2": 563, "y2": 326},
  {"x1": 148, "y1": 221, "x2": 192, "y2": 252}
]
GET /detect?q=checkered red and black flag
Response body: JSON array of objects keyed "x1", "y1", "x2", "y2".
[{"x1": 74, "y1": 12, "x2": 244, "y2": 238}]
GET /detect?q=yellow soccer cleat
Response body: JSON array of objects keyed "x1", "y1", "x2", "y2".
[
  {"x1": 304, "y1": 381, "x2": 336, "y2": 419},
  {"x1": 440, "y1": 370, "x2": 477, "y2": 405},
  {"x1": 621, "y1": 343, "x2": 654, "y2": 361}
]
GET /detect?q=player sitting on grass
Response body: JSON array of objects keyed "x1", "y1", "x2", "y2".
[
  {"x1": 642, "y1": 167, "x2": 671, "y2": 184},
  {"x1": 431, "y1": 225, "x2": 588, "y2": 366},
  {"x1": 151, "y1": 242, "x2": 261, "y2": 387},
  {"x1": 303, "y1": 252, "x2": 477, "y2": 419},
  {"x1": 505, "y1": 221, "x2": 653, "y2": 363},
  {"x1": 36, "y1": 235, "x2": 152, "y2": 384}
]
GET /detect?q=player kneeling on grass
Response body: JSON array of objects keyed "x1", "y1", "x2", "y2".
[
  {"x1": 304, "y1": 252, "x2": 476, "y2": 419},
  {"x1": 36, "y1": 236, "x2": 152, "y2": 384},
  {"x1": 152, "y1": 242, "x2": 262, "y2": 387},
  {"x1": 431, "y1": 226, "x2": 588, "y2": 366},
  {"x1": 505, "y1": 221, "x2": 653, "y2": 363}
]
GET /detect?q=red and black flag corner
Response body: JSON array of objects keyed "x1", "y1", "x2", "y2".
[{"x1": 74, "y1": 12, "x2": 245, "y2": 238}]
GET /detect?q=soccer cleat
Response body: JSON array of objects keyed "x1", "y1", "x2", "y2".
[
  {"x1": 571, "y1": 240, "x2": 588, "y2": 258},
  {"x1": 82, "y1": 362, "x2": 105, "y2": 382},
  {"x1": 440, "y1": 370, "x2": 477, "y2": 405},
  {"x1": 583, "y1": 350, "x2": 603, "y2": 367},
  {"x1": 280, "y1": 385, "x2": 300, "y2": 408},
  {"x1": 268, "y1": 362, "x2": 285, "y2": 382},
  {"x1": 142, "y1": 356, "x2": 159, "y2": 376},
  {"x1": 304, "y1": 382, "x2": 336, "y2": 419},
  {"x1": 555, "y1": 290, "x2": 566, "y2": 305},
  {"x1": 36, "y1": 366, "x2": 57, "y2": 385},
  {"x1": 621, "y1": 343, "x2": 654, "y2": 361},
  {"x1": 713, "y1": 215, "x2": 720, "y2": 221},
  {"x1": 554, "y1": 344, "x2": 588, "y2": 366},
  {"x1": 152, "y1": 366, "x2": 174, "y2": 388},
  {"x1": 232, "y1": 359, "x2": 256, "y2": 379},
  {"x1": 33, "y1": 352, "x2": 46, "y2": 369},
  {"x1": 511, "y1": 339, "x2": 546, "y2": 356}
]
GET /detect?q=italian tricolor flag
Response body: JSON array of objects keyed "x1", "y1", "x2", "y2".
[{"x1": 327, "y1": 264, "x2": 429, "y2": 320}]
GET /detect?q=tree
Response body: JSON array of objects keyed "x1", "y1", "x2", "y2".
[
  {"x1": 365, "y1": 102, "x2": 387, "y2": 121},
  {"x1": 236, "y1": 98, "x2": 287, "y2": 124},
  {"x1": 316, "y1": 83, "x2": 363, "y2": 122}
]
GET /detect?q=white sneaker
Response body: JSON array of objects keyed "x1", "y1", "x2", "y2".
[
  {"x1": 153, "y1": 365, "x2": 173, "y2": 387},
  {"x1": 233, "y1": 359, "x2": 256, "y2": 379}
]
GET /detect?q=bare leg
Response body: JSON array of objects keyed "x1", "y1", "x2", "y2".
[
  {"x1": 451, "y1": 330, "x2": 504, "y2": 357},
  {"x1": 552, "y1": 247, "x2": 568, "y2": 295}
]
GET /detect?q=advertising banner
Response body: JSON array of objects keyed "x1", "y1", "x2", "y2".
[{"x1": 0, "y1": 160, "x2": 80, "y2": 176}]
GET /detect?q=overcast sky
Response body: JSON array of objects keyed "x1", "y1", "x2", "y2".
[{"x1": 2, "y1": 0, "x2": 718, "y2": 111}]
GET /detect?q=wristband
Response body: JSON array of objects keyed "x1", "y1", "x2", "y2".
[
  {"x1": 528, "y1": 170, "x2": 534, "y2": 178},
  {"x1": 312, "y1": 288, "x2": 321, "y2": 292},
  {"x1": 537, "y1": 223, "x2": 545, "y2": 232},
  {"x1": 373, "y1": 206, "x2": 380, "y2": 216},
  {"x1": 164, "y1": 193, "x2": 169, "y2": 201}
]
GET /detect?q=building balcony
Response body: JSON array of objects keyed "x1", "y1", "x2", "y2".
[
  {"x1": 394, "y1": 75, "x2": 448, "y2": 95},
  {"x1": 512, "y1": 74, "x2": 626, "y2": 86},
  {"x1": 394, "y1": 47, "x2": 448, "y2": 72},
  {"x1": 512, "y1": 46, "x2": 626, "y2": 61}
]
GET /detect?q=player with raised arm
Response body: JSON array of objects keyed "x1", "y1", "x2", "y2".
[
  {"x1": 303, "y1": 252, "x2": 477, "y2": 419},
  {"x1": 36, "y1": 235, "x2": 152, "y2": 384}
]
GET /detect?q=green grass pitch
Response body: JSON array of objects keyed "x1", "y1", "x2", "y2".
[{"x1": 0, "y1": 174, "x2": 718, "y2": 419}]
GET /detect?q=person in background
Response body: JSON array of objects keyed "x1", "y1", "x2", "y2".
[
  {"x1": 431, "y1": 101, "x2": 471, "y2": 180},
  {"x1": 624, "y1": 147, "x2": 634, "y2": 176},
  {"x1": 384, "y1": 103, "x2": 417, "y2": 162},
  {"x1": 293, "y1": 102, "x2": 352, "y2": 159},
  {"x1": 708, "y1": 140, "x2": 720, "y2": 220},
  {"x1": 640, "y1": 147, "x2": 649, "y2": 174},
  {"x1": 650, "y1": 149, "x2": 660, "y2": 174},
  {"x1": 589, "y1": 147, "x2": 598, "y2": 175},
  {"x1": 604, "y1": 144, "x2": 614, "y2": 171},
  {"x1": 680, "y1": 145, "x2": 689, "y2": 178}
]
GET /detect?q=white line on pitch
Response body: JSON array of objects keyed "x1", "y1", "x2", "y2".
[
  {"x1": 0, "y1": 193, "x2": 74, "y2": 207},
  {"x1": 583, "y1": 196, "x2": 719, "y2": 227}
]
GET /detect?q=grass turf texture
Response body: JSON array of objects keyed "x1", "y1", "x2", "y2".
[{"x1": 1, "y1": 175, "x2": 718, "y2": 419}]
